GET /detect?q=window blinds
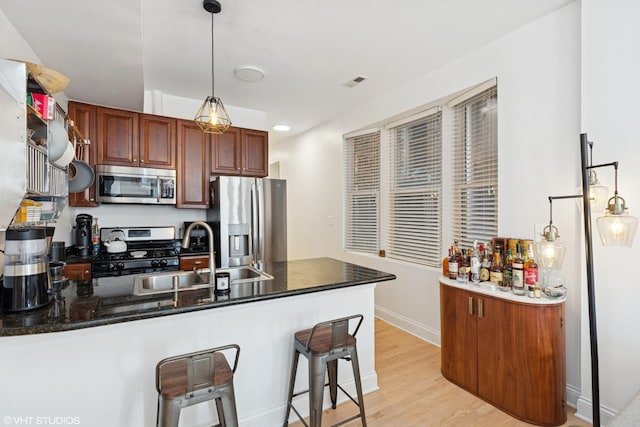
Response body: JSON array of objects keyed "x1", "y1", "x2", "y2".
[
  {"x1": 343, "y1": 131, "x2": 380, "y2": 253},
  {"x1": 451, "y1": 86, "x2": 498, "y2": 250},
  {"x1": 388, "y1": 111, "x2": 442, "y2": 266}
]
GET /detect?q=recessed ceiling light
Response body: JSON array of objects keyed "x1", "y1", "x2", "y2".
[
  {"x1": 234, "y1": 66, "x2": 264, "y2": 82},
  {"x1": 273, "y1": 125, "x2": 290, "y2": 132}
]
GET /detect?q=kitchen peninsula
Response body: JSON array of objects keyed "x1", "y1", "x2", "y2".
[{"x1": 0, "y1": 257, "x2": 394, "y2": 427}]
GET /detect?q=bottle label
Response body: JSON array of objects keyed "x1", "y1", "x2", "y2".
[
  {"x1": 471, "y1": 258, "x2": 480, "y2": 274},
  {"x1": 525, "y1": 268, "x2": 538, "y2": 285},
  {"x1": 490, "y1": 271, "x2": 503, "y2": 283},
  {"x1": 480, "y1": 268, "x2": 490, "y2": 282},
  {"x1": 503, "y1": 269, "x2": 512, "y2": 283},
  {"x1": 449, "y1": 262, "x2": 458, "y2": 277},
  {"x1": 512, "y1": 270, "x2": 524, "y2": 288}
]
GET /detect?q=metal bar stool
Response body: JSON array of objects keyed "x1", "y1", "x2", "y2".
[
  {"x1": 283, "y1": 314, "x2": 366, "y2": 427},
  {"x1": 156, "y1": 344, "x2": 240, "y2": 427}
]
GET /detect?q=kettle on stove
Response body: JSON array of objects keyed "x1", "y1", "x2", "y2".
[{"x1": 104, "y1": 229, "x2": 127, "y2": 253}]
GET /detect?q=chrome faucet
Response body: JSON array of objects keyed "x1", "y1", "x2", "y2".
[{"x1": 181, "y1": 221, "x2": 216, "y2": 286}]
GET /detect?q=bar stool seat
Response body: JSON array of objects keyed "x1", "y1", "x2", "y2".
[
  {"x1": 283, "y1": 314, "x2": 366, "y2": 427},
  {"x1": 156, "y1": 344, "x2": 240, "y2": 427}
]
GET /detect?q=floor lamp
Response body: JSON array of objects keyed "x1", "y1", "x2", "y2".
[{"x1": 536, "y1": 133, "x2": 638, "y2": 426}]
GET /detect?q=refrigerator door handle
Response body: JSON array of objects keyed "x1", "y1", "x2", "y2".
[{"x1": 251, "y1": 179, "x2": 263, "y2": 266}]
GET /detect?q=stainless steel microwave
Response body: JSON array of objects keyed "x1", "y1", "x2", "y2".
[{"x1": 95, "y1": 165, "x2": 176, "y2": 205}]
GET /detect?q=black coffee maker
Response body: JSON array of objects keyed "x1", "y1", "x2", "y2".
[
  {"x1": 75, "y1": 214, "x2": 93, "y2": 258},
  {"x1": 1, "y1": 227, "x2": 51, "y2": 312}
]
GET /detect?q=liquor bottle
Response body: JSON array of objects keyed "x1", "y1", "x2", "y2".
[
  {"x1": 92, "y1": 217, "x2": 100, "y2": 255},
  {"x1": 512, "y1": 244, "x2": 525, "y2": 295},
  {"x1": 489, "y1": 252, "x2": 503, "y2": 284},
  {"x1": 442, "y1": 247, "x2": 451, "y2": 276},
  {"x1": 479, "y1": 245, "x2": 491, "y2": 282},
  {"x1": 470, "y1": 240, "x2": 481, "y2": 285},
  {"x1": 503, "y1": 249, "x2": 514, "y2": 288},
  {"x1": 448, "y1": 244, "x2": 459, "y2": 280},
  {"x1": 524, "y1": 243, "x2": 539, "y2": 287},
  {"x1": 458, "y1": 249, "x2": 470, "y2": 284}
]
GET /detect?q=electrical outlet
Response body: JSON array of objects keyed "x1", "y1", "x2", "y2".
[
  {"x1": 534, "y1": 223, "x2": 546, "y2": 240},
  {"x1": 328, "y1": 215, "x2": 334, "y2": 226}
]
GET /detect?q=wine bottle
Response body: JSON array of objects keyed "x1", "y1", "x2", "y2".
[{"x1": 512, "y1": 244, "x2": 525, "y2": 295}]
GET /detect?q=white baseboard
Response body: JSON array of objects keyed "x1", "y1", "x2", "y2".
[
  {"x1": 374, "y1": 305, "x2": 441, "y2": 346},
  {"x1": 576, "y1": 394, "x2": 617, "y2": 426}
]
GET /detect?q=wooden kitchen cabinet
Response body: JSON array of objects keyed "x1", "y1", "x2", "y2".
[
  {"x1": 96, "y1": 106, "x2": 139, "y2": 166},
  {"x1": 176, "y1": 119, "x2": 210, "y2": 208},
  {"x1": 210, "y1": 127, "x2": 268, "y2": 177},
  {"x1": 64, "y1": 262, "x2": 92, "y2": 281},
  {"x1": 68, "y1": 101, "x2": 98, "y2": 207},
  {"x1": 138, "y1": 114, "x2": 176, "y2": 169},
  {"x1": 440, "y1": 281, "x2": 566, "y2": 426}
]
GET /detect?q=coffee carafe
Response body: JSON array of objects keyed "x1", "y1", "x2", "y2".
[
  {"x1": 75, "y1": 214, "x2": 93, "y2": 258},
  {"x1": 1, "y1": 227, "x2": 51, "y2": 312}
]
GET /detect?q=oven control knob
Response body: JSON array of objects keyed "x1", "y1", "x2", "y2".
[
  {"x1": 108, "y1": 263, "x2": 116, "y2": 271},
  {"x1": 151, "y1": 260, "x2": 160, "y2": 268},
  {"x1": 160, "y1": 259, "x2": 168, "y2": 267},
  {"x1": 115, "y1": 262, "x2": 125, "y2": 270}
]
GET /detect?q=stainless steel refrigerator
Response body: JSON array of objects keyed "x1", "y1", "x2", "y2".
[{"x1": 207, "y1": 176, "x2": 287, "y2": 268}]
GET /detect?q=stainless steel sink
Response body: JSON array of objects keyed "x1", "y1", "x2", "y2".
[
  {"x1": 217, "y1": 265, "x2": 274, "y2": 283},
  {"x1": 133, "y1": 266, "x2": 272, "y2": 296}
]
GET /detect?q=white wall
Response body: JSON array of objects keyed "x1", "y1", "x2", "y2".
[
  {"x1": 579, "y1": 0, "x2": 640, "y2": 423},
  {"x1": 272, "y1": 0, "x2": 584, "y2": 408}
]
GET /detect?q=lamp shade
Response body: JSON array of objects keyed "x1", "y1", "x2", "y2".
[
  {"x1": 596, "y1": 211, "x2": 638, "y2": 247},
  {"x1": 534, "y1": 239, "x2": 566, "y2": 270},
  {"x1": 194, "y1": 96, "x2": 232, "y2": 134},
  {"x1": 589, "y1": 183, "x2": 609, "y2": 213}
]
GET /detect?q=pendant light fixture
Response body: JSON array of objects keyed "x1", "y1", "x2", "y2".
[
  {"x1": 534, "y1": 196, "x2": 569, "y2": 269},
  {"x1": 587, "y1": 140, "x2": 609, "y2": 212},
  {"x1": 596, "y1": 162, "x2": 639, "y2": 247},
  {"x1": 194, "y1": 0, "x2": 232, "y2": 134}
]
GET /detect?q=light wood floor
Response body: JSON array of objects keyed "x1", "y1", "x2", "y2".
[{"x1": 291, "y1": 318, "x2": 589, "y2": 427}]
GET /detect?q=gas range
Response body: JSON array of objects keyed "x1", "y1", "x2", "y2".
[{"x1": 92, "y1": 226, "x2": 180, "y2": 278}]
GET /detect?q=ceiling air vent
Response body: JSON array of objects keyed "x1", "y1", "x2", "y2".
[{"x1": 344, "y1": 75, "x2": 368, "y2": 88}]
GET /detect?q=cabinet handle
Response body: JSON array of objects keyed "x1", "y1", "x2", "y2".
[
  {"x1": 468, "y1": 296, "x2": 473, "y2": 316},
  {"x1": 478, "y1": 298, "x2": 484, "y2": 319},
  {"x1": 194, "y1": 260, "x2": 202, "y2": 265}
]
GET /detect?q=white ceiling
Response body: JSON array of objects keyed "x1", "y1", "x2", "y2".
[{"x1": 0, "y1": 0, "x2": 573, "y2": 143}]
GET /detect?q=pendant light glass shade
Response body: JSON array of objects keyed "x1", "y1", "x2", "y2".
[
  {"x1": 194, "y1": 96, "x2": 231, "y2": 134},
  {"x1": 588, "y1": 170, "x2": 609, "y2": 212},
  {"x1": 534, "y1": 224, "x2": 567, "y2": 269},
  {"x1": 597, "y1": 195, "x2": 639, "y2": 247}
]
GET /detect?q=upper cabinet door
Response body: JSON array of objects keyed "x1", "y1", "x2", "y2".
[
  {"x1": 210, "y1": 126, "x2": 242, "y2": 175},
  {"x1": 96, "y1": 107, "x2": 139, "y2": 166},
  {"x1": 242, "y1": 129, "x2": 268, "y2": 177},
  {"x1": 176, "y1": 119, "x2": 209, "y2": 208},
  {"x1": 139, "y1": 114, "x2": 176, "y2": 169}
]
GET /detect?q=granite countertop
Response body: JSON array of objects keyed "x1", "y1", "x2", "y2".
[{"x1": 0, "y1": 257, "x2": 395, "y2": 336}]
